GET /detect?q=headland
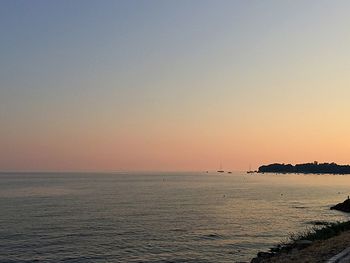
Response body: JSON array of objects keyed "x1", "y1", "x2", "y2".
[{"x1": 258, "y1": 162, "x2": 350, "y2": 175}]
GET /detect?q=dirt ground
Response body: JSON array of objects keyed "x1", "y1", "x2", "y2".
[{"x1": 252, "y1": 230, "x2": 350, "y2": 263}]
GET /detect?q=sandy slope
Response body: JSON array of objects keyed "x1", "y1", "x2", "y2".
[{"x1": 252, "y1": 230, "x2": 350, "y2": 263}]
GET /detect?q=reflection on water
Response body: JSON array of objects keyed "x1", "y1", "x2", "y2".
[{"x1": 0, "y1": 172, "x2": 349, "y2": 262}]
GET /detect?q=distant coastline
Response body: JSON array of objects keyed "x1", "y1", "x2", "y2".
[{"x1": 258, "y1": 162, "x2": 350, "y2": 175}]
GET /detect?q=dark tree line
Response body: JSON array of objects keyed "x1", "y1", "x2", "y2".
[{"x1": 258, "y1": 162, "x2": 350, "y2": 174}]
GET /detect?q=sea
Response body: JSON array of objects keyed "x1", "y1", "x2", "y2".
[{"x1": 0, "y1": 172, "x2": 349, "y2": 263}]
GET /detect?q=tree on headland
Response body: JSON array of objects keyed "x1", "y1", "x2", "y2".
[{"x1": 258, "y1": 162, "x2": 350, "y2": 174}]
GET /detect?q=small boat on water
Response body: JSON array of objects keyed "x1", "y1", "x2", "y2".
[
  {"x1": 246, "y1": 164, "x2": 255, "y2": 174},
  {"x1": 217, "y1": 163, "x2": 224, "y2": 173}
]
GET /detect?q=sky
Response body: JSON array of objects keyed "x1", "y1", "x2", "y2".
[{"x1": 1, "y1": 0, "x2": 350, "y2": 172}]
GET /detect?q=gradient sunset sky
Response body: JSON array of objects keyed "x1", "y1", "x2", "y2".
[{"x1": 1, "y1": 0, "x2": 350, "y2": 171}]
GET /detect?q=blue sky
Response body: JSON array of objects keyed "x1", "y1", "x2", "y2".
[{"x1": 1, "y1": 1, "x2": 350, "y2": 171}]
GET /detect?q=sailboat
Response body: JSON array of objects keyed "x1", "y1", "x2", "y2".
[
  {"x1": 246, "y1": 163, "x2": 255, "y2": 174},
  {"x1": 217, "y1": 163, "x2": 224, "y2": 173}
]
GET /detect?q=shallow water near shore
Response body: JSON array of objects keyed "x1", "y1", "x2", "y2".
[{"x1": 0, "y1": 172, "x2": 349, "y2": 262}]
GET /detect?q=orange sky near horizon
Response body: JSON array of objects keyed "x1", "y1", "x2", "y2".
[{"x1": 1, "y1": 1, "x2": 350, "y2": 172}]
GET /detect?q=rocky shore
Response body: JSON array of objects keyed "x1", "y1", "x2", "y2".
[
  {"x1": 249, "y1": 198, "x2": 350, "y2": 263},
  {"x1": 250, "y1": 230, "x2": 350, "y2": 263},
  {"x1": 330, "y1": 198, "x2": 350, "y2": 213}
]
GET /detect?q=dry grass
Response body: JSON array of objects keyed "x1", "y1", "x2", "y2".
[{"x1": 256, "y1": 230, "x2": 350, "y2": 263}]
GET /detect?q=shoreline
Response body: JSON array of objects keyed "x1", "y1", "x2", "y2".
[
  {"x1": 250, "y1": 225, "x2": 350, "y2": 262},
  {"x1": 250, "y1": 199, "x2": 350, "y2": 263}
]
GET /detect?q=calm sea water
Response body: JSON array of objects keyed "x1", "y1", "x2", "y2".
[{"x1": 0, "y1": 172, "x2": 349, "y2": 262}]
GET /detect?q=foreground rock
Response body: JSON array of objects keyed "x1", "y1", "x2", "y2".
[{"x1": 331, "y1": 198, "x2": 350, "y2": 213}]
